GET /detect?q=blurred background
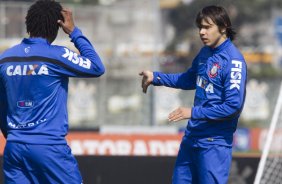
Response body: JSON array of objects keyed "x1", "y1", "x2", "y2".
[{"x1": 1, "y1": 0, "x2": 282, "y2": 183}]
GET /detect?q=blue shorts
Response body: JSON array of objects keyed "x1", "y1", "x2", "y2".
[
  {"x1": 3, "y1": 142, "x2": 82, "y2": 184},
  {"x1": 172, "y1": 135, "x2": 232, "y2": 184}
]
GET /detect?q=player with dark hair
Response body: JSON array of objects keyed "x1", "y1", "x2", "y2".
[
  {"x1": 140, "y1": 5, "x2": 247, "y2": 184},
  {"x1": 0, "y1": 0, "x2": 105, "y2": 183},
  {"x1": 195, "y1": 5, "x2": 236, "y2": 41},
  {"x1": 25, "y1": 0, "x2": 64, "y2": 43}
]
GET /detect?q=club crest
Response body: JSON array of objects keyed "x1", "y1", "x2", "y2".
[{"x1": 209, "y1": 63, "x2": 220, "y2": 78}]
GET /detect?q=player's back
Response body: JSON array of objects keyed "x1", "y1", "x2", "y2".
[
  {"x1": 0, "y1": 38, "x2": 70, "y2": 144},
  {"x1": 0, "y1": 35, "x2": 103, "y2": 144}
]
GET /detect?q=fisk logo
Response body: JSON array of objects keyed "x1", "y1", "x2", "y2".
[
  {"x1": 6, "y1": 64, "x2": 49, "y2": 76},
  {"x1": 62, "y1": 48, "x2": 91, "y2": 69},
  {"x1": 230, "y1": 60, "x2": 242, "y2": 90}
]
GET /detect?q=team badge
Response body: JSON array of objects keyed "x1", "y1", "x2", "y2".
[
  {"x1": 24, "y1": 46, "x2": 30, "y2": 54},
  {"x1": 209, "y1": 63, "x2": 220, "y2": 78}
]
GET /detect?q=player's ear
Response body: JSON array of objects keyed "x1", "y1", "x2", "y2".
[{"x1": 220, "y1": 27, "x2": 226, "y2": 35}]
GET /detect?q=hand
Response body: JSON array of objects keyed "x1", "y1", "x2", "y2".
[
  {"x1": 57, "y1": 8, "x2": 75, "y2": 35},
  {"x1": 139, "y1": 70, "x2": 153, "y2": 93},
  {"x1": 168, "y1": 107, "x2": 191, "y2": 122}
]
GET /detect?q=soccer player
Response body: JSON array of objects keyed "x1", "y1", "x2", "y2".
[
  {"x1": 0, "y1": 0, "x2": 105, "y2": 183},
  {"x1": 140, "y1": 5, "x2": 247, "y2": 184}
]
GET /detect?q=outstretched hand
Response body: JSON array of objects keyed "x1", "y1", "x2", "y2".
[
  {"x1": 57, "y1": 8, "x2": 75, "y2": 35},
  {"x1": 139, "y1": 70, "x2": 153, "y2": 93},
  {"x1": 168, "y1": 107, "x2": 191, "y2": 122}
]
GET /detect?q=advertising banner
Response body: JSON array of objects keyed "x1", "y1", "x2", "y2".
[{"x1": 0, "y1": 128, "x2": 275, "y2": 156}]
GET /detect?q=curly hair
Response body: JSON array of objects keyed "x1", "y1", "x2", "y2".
[
  {"x1": 25, "y1": 0, "x2": 64, "y2": 43},
  {"x1": 196, "y1": 5, "x2": 236, "y2": 41}
]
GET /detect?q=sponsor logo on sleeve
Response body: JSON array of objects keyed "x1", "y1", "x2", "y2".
[
  {"x1": 62, "y1": 48, "x2": 91, "y2": 69},
  {"x1": 230, "y1": 60, "x2": 242, "y2": 90}
]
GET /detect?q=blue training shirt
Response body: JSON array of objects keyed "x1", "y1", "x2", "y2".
[
  {"x1": 0, "y1": 27, "x2": 105, "y2": 144},
  {"x1": 152, "y1": 39, "x2": 247, "y2": 146}
]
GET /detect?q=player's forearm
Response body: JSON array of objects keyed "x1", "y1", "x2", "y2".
[
  {"x1": 70, "y1": 27, "x2": 105, "y2": 76},
  {"x1": 191, "y1": 97, "x2": 244, "y2": 121},
  {"x1": 152, "y1": 72, "x2": 196, "y2": 90}
]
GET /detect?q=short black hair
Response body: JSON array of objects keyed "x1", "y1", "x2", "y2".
[
  {"x1": 196, "y1": 5, "x2": 236, "y2": 41},
  {"x1": 25, "y1": 0, "x2": 63, "y2": 43}
]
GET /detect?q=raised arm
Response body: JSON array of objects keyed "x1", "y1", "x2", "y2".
[{"x1": 55, "y1": 8, "x2": 105, "y2": 77}]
